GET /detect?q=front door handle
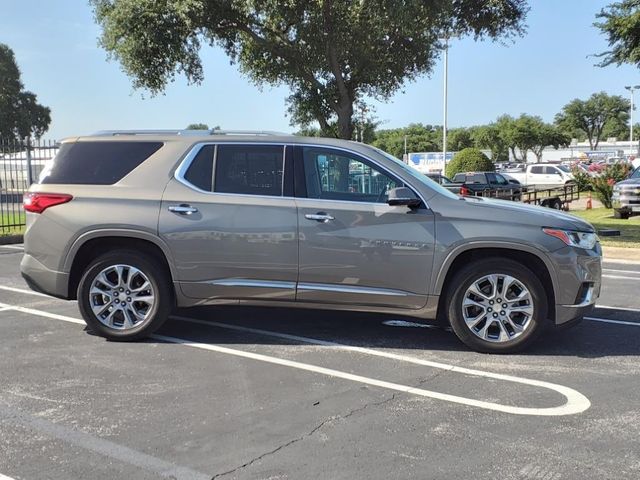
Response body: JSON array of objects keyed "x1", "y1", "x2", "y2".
[
  {"x1": 168, "y1": 204, "x2": 198, "y2": 215},
  {"x1": 305, "y1": 212, "x2": 335, "y2": 223}
]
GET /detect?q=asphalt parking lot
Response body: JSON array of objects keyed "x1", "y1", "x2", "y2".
[{"x1": 1, "y1": 245, "x2": 640, "y2": 480}]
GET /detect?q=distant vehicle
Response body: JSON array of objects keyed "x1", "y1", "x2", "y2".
[
  {"x1": 612, "y1": 166, "x2": 640, "y2": 219},
  {"x1": 507, "y1": 164, "x2": 574, "y2": 188},
  {"x1": 425, "y1": 173, "x2": 453, "y2": 185},
  {"x1": 447, "y1": 171, "x2": 522, "y2": 199}
]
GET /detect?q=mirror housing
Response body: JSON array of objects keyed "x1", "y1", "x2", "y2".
[{"x1": 387, "y1": 187, "x2": 421, "y2": 208}]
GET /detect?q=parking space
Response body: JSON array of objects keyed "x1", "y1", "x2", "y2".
[{"x1": 1, "y1": 245, "x2": 640, "y2": 479}]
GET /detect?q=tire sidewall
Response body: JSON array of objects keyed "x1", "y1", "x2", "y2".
[
  {"x1": 77, "y1": 250, "x2": 171, "y2": 341},
  {"x1": 447, "y1": 258, "x2": 548, "y2": 353}
]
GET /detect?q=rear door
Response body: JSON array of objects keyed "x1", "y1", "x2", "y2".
[
  {"x1": 159, "y1": 143, "x2": 298, "y2": 301},
  {"x1": 294, "y1": 146, "x2": 435, "y2": 310}
]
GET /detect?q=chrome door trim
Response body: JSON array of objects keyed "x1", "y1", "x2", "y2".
[
  {"x1": 297, "y1": 282, "x2": 409, "y2": 297},
  {"x1": 207, "y1": 278, "x2": 296, "y2": 290}
]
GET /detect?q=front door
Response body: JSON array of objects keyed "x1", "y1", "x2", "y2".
[
  {"x1": 295, "y1": 146, "x2": 435, "y2": 310},
  {"x1": 159, "y1": 143, "x2": 298, "y2": 301}
]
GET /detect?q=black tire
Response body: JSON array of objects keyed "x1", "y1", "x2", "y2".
[
  {"x1": 550, "y1": 198, "x2": 562, "y2": 210},
  {"x1": 446, "y1": 258, "x2": 548, "y2": 353},
  {"x1": 614, "y1": 209, "x2": 630, "y2": 220},
  {"x1": 77, "y1": 249, "x2": 173, "y2": 341}
]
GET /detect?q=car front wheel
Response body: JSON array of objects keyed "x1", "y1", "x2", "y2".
[
  {"x1": 446, "y1": 258, "x2": 548, "y2": 353},
  {"x1": 77, "y1": 250, "x2": 172, "y2": 340}
]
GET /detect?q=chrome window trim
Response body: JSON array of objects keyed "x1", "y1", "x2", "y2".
[{"x1": 173, "y1": 141, "x2": 429, "y2": 208}]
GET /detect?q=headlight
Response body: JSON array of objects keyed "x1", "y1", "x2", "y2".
[{"x1": 542, "y1": 228, "x2": 598, "y2": 250}]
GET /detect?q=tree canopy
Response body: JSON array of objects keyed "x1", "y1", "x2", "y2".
[
  {"x1": 595, "y1": 0, "x2": 640, "y2": 68},
  {"x1": 91, "y1": 0, "x2": 528, "y2": 139},
  {"x1": 555, "y1": 92, "x2": 629, "y2": 149},
  {"x1": 0, "y1": 43, "x2": 51, "y2": 142}
]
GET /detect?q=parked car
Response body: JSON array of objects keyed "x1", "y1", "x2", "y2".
[
  {"x1": 612, "y1": 166, "x2": 640, "y2": 219},
  {"x1": 21, "y1": 130, "x2": 602, "y2": 353},
  {"x1": 507, "y1": 164, "x2": 575, "y2": 188},
  {"x1": 425, "y1": 173, "x2": 453, "y2": 185},
  {"x1": 447, "y1": 171, "x2": 522, "y2": 200}
]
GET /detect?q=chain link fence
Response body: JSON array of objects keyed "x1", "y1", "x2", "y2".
[{"x1": 0, "y1": 139, "x2": 58, "y2": 235}]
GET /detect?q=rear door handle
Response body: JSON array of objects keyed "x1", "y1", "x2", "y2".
[
  {"x1": 305, "y1": 212, "x2": 334, "y2": 223},
  {"x1": 168, "y1": 204, "x2": 198, "y2": 215}
]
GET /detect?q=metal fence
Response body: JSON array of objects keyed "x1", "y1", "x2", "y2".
[{"x1": 0, "y1": 139, "x2": 58, "y2": 235}]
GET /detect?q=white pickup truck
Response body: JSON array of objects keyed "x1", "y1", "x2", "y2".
[{"x1": 505, "y1": 164, "x2": 574, "y2": 188}]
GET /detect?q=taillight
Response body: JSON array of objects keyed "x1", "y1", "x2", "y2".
[
  {"x1": 23, "y1": 192, "x2": 73, "y2": 214},
  {"x1": 459, "y1": 185, "x2": 470, "y2": 196}
]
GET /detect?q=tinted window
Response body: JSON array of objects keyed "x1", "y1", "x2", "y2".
[
  {"x1": 183, "y1": 145, "x2": 214, "y2": 191},
  {"x1": 214, "y1": 145, "x2": 284, "y2": 196},
  {"x1": 302, "y1": 147, "x2": 401, "y2": 203},
  {"x1": 494, "y1": 174, "x2": 509, "y2": 185},
  {"x1": 39, "y1": 141, "x2": 163, "y2": 185},
  {"x1": 463, "y1": 174, "x2": 486, "y2": 184},
  {"x1": 544, "y1": 166, "x2": 560, "y2": 175},
  {"x1": 530, "y1": 166, "x2": 544, "y2": 174},
  {"x1": 485, "y1": 173, "x2": 498, "y2": 184},
  {"x1": 631, "y1": 167, "x2": 640, "y2": 179}
]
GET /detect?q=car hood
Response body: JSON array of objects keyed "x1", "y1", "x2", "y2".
[
  {"x1": 462, "y1": 197, "x2": 595, "y2": 232},
  {"x1": 616, "y1": 177, "x2": 640, "y2": 186}
]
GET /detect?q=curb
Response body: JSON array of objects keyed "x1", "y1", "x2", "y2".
[
  {"x1": 602, "y1": 246, "x2": 640, "y2": 261},
  {"x1": 0, "y1": 234, "x2": 24, "y2": 245}
]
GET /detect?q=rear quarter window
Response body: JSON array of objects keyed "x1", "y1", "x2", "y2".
[{"x1": 39, "y1": 141, "x2": 163, "y2": 185}]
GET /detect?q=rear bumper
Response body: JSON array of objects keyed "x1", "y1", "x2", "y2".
[{"x1": 20, "y1": 253, "x2": 70, "y2": 299}]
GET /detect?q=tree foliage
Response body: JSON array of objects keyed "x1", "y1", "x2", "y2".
[
  {"x1": 445, "y1": 148, "x2": 494, "y2": 178},
  {"x1": 595, "y1": 0, "x2": 640, "y2": 68},
  {"x1": 91, "y1": 0, "x2": 528, "y2": 139},
  {"x1": 186, "y1": 123, "x2": 210, "y2": 130},
  {"x1": 0, "y1": 44, "x2": 51, "y2": 141},
  {"x1": 499, "y1": 114, "x2": 569, "y2": 161},
  {"x1": 371, "y1": 124, "x2": 441, "y2": 158},
  {"x1": 555, "y1": 92, "x2": 629, "y2": 149}
]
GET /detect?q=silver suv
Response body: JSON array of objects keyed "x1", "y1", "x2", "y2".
[{"x1": 21, "y1": 130, "x2": 602, "y2": 353}]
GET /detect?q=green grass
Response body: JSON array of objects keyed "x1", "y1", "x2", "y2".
[
  {"x1": 0, "y1": 211, "x2": 25, "y2": 236},
  {"x1": 570, "y1": 208, "x2": 640, "y2": 248}
]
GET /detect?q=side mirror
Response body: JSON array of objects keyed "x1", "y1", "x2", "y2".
[{"x1": 387, "y1": 187, "x2": 421, "y2": 208}]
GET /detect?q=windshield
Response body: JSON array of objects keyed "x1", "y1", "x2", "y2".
[
  {"x1": 369, "y1": 146, "x2": 460, "y2": 200},
  {"x1": 632, "y1": 167, "x2": 640, "y2": 179}
]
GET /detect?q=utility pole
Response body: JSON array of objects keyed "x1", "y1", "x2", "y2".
[
  {"x1": 443, "y1": 38, "x2": 449, "y2": 165},
  {"x1": 625, "y1": 85, "x2": 640, "y2": 154}
]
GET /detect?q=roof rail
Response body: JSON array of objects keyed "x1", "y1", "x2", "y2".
[{"x1": 91, "y1": 129, "x2": 291, "y2": 137}]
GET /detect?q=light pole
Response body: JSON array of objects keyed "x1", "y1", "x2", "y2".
[
  {"x1": 443, "y1": 38, "x2": 449, "y2": 165},
  {"x1": 625, "y1": 85, "x2": 640, "y2": 154}
]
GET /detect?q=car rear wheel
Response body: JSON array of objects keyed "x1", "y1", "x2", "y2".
[
  {"x1": 614, "y1": 209, "x2": 630, "y2": 220},
  {"x1": 77, "y1": 250, "x2": 172, "y2": 340},
  {"x1": 446, "y1": 258, "x2": 547, "y2": 353}
]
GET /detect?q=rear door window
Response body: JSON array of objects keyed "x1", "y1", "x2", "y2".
[
  {"x1": 183, "y1": 145, "x2": 215, "y2": 191},
  {"x1": 39, "y1": 141, "x2": 163, "y2": 185},
  {"x1": 214, "y1": 144, "x2": 284, "y2": 196},
  {"x1": 530, "y1": 166, "x2": 544, "y2": 174}
]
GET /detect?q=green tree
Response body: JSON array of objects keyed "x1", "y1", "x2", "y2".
[
  {"x1": 447, "y1": 127, "x2": 475, "y2": 151},
  {"x1": 472, "y1": 124, "x2": 509, "y2": 162},
  {"x1": 372, "y1": 124, "x2": 440, "y2": 158},
  {"x1": 505, "y1": 114, "x2": 569, "y2": 162},
  {"x1": 445, "y1": 148, "x2": 494, "y2": 178},
  {"x1": 91, "y1": 0, "x2": 528, "y2": 139},
  {"x1": 186, "y1": 123, "x2": 209, "y2": 130},
  {"x1": 555, "y1": 92, "x2": 629, "y2": 149},
  {"x1": 0, "y1": 44, "x2": 51, "y2": 141},
  {"x1": 595, "y1": 1, "x2": 640, "y2": 68}
]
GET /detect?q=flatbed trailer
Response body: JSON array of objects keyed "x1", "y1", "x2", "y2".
[{"x1": 467, "y1": 183, "x2": 580, "y2": 210}]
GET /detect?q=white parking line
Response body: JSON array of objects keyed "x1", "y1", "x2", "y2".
[
  {"x1": 603, "y1": 268, "x2": 640, "y2": 275},
  {"x1": 0, "y1": 285, "x2": 49, "y2": 297},
  {"x1": 602, "y1": 274, "x2": 640, "y2": 280},
  {"x1": 0, "y1": 473, "x2": 17, "y2": 480},
  {"x1": 586, "y1": 317, "x2": 640, "y2": 327},
  {"x1": 0, "y1": 301, "x2": 591, "y2": 417},
  {"x1": 596, "y1": 304, "x2": 640, "y2": 313}
]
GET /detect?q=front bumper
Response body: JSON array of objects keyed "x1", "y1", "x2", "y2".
[
  {"x1": 20, "y1": 253, "x2": 70, "y2": 299},
  {"x1": 551, "y1": 244, "x2": 602, "y2": 326}
]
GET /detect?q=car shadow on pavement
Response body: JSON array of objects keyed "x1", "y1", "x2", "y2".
[{"x1": 148, "y1": 305, "x2": 640, "y2": 358}]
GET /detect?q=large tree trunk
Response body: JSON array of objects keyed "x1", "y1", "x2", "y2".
[{"x1": 336, "y1": 105, "x2": 354, "y2": 140}]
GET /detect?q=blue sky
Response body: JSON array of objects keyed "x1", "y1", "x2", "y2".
[{"x1": 2, "y1": 0, "x2": 640, "y2": 140}]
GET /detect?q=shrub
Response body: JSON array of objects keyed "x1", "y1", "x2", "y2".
[
  {"x1": 589, "y1": 163, "x2": 632, "y2": 208},
  {"x1": 445, "y1": 148, "x2": 494, "y2": 178},
  {"x1": 571, "y1": 167, "x2": 592, "y2": 192}
]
